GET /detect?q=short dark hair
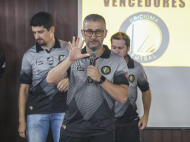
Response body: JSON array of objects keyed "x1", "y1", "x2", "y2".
[
  {"x1": 30, "y1": 11, "x2": 54, "y2": 31},
  {"x1": 111, "y1": 32, "x2": 130, "y2": 47},
  {"x1": 83, "y1": 14, "x2": 106, "y2": 29}
]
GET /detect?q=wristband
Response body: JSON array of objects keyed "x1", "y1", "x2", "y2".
[{"x1": 98, "y1": 75, "x2": 106, "y2": 84}]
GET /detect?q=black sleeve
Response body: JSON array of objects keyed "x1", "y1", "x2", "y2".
[{"x1": 114, "y1": 74, "x2": 129, "y2": 86}]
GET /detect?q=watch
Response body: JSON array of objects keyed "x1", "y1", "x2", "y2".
[{"x1": 98, "y1": 75, "x2": 106, "y2": 84}]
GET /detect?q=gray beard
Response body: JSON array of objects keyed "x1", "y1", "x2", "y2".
[{"x1": 86, "y1": 40, "x2": 102, "y2": 51}]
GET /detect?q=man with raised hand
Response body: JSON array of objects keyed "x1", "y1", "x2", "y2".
[{"x1": 47, "y1": 14, "x2": 129, "y2": 142}]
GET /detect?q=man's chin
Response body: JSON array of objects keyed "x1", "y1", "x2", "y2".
[
  {"x1": 89, "y1": 46, "x2": 100, "y2": 51},
  {"x1": 38, "y1": 42, "x2": 46, "y2": 46}
]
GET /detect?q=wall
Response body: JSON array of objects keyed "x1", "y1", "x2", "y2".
[{"x1": 0, "y1": 0, "x2": 77, "y2": 141}]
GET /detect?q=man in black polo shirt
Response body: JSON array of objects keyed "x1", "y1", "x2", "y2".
[
  {"x1": 18, "y1": 12, "x2": 69, "y2": 142},
  {"x1": 47, "y1": 14, "x2": 129, "y2": 142},
  {"x1": 111, "y1": 32, "x2": 152, "y2": 142},
  {"x1": 0, "y1": 45, "x2": 5, "y2": 79}
]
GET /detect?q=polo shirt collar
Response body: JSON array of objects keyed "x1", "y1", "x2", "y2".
[
  {"x1": 127, "y1": 54, "x2": 134, "y2": 68},
  {"x1": 81, "y1": 45, "x2": 111, "y2": 59},
  {"x1": 36, "y1": 37, "x2": 60, "y2": 52}
]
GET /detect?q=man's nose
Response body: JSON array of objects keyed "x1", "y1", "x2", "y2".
[
  {"x1": 115, "y1": 48, "x2": 119, "y2": 53},
  {"x1": 35, "y1": 33, "x2": 40, "y2": 39},
  {"x1": 91, "y1": 32, "x2": 97, "y2": 38}
]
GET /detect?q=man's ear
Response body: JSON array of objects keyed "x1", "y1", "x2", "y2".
[
  {"x1": 81, "y1": 30, "x2": 85, "y2": 38},
  {"x1": 50, "y1": 26, "x2": 55, "y2": 33},
  {"x1": 104, "y1": 30, "x2": 108, "y2": 38},
  {"x1": 127, "y1": 46, "x2": 130, "y2": 52}
]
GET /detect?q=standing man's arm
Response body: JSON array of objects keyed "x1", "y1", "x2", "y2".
[
  {"x1": 138, "y1": 89, "x2": 151, "y2": 130},
  {"x1": 57, "y1": 77, "x2": 69, "y2": 92},
  {"x1": 100, "y1": 80, "x2": 128, "y2": 104},
  {"x1": 47, "y1": 37, "x2": 90, "y2": 84},
  {"x1": 87, "y1": 60, "x2": 129, "y2": 104},
  {"x1": 18, "y1": 84, "x2": 30, "y2": 138}
]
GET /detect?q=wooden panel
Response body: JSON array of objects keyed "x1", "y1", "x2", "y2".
[
  {"x1": 0, "y1": 0, "x2": 78, "y2": 141},
  {"x1": 25, "y1": 0, "x2": 36, "y2": 49},
  {"x1": 173, "y1": 130, "x2": 182, "y2": 142},
  {"x1": 0, "y1": 0, "x2": 6, "y2": 141},
  {"x1": 142, "y1": 130, "x2": 153, "y2": 142},
  {"x1": 54, "y1": 0, "x2": 78, "y2": 41},
  {"x1": 152, "y1": 130, "x2": 163, "y2": 142},
  {"x1": 163, "y1": 130, "x2": 172, "y2": 142},
  {"x1": 182, "y1": 129, "x2": 190, "y2": 142},
  {"x1": 4, "y1": 0, "x2": 16, "y2": 141}
]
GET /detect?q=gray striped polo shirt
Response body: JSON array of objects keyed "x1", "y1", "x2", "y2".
[
  {"x1": 61, "y1": 45, "x2": 129, "y2": 137},
  {"x1": 20, "y1": 38, "x2": 69, "y2": 115},
  {"x1": 115, "y1": 54, "x2": 150, "y2": 125}
]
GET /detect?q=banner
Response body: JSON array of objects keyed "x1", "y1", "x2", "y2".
[{"x1": 82, "y1": 0, "x2": 189, "y2": 67}]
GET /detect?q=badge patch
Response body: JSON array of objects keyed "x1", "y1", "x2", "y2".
[
  {"x1": 29, "y1": 106, "x2": 33, "y2": 110},
  {"x1": 62, "y1": 125, "x2": 66, "y2": 129},
  {"x1": 101, "y1": 66, "x2": 111, "y2": 75},
  {"x1": 59, "y1": 55, "x2": 65, "y2": 61},
  {"x1": 129, "y1": 75, "x2": 135, "y2": 83}
]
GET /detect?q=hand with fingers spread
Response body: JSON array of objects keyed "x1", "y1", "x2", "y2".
[
  {"x1": 57, "y1": 78, "x2": 69, "y2": 92},
  {"x1": 68, "y1": 36, "x2": 90, "y2": 61},
  {"x1": 87, "y1": 61, "x2": 101, "y2": 82}
]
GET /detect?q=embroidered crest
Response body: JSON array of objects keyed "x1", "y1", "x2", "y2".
[
  {"x1": 101, "y1": 66, "x2": 111, "y2": 75},
  {"x1": 129, "y1": 75, "x2": 135, "y2": 83}
]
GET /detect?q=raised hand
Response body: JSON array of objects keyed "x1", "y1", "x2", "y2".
[{"x1": 68, "y1": 36, "x2": 90, "y2": 61}]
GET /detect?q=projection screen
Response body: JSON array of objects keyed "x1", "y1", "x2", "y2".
[{"x1": 78, "y1": 0, "x2": 190, "y2": 128}]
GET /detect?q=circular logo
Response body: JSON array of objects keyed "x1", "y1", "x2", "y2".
[
  {"x1": 119, "y1": 12, "x2": 169, "y2": 63},
  {"x1": 59, "y1": 55, "x2": 65, "y2": 61},
  {"x1": 101, "y1": 66, "x2": 111, "y2": 75},
  {"x1": 129, "y1": 75, "x2": 135, "y2": 83}
]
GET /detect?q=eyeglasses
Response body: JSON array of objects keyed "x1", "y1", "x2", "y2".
[{"x1": 83, "y1": 29, "x2": 105, "y2": 37}]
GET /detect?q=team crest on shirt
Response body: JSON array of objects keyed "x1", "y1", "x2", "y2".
[
  {"x1": 47, "y1": 57, "x2": 54, "y2": 65},
  {"x1": 59, "y1": 55, "x2": 65, "y2": 61},
  {"x1": 101, "y1": 66, "x2": 111, "y2": 75},
  {"x1": 129, "y1": 75, "x2": 135, "y2": 83},
  {"x1": 62, "y1": 125, "x2": 66, "y2": 129},
  {"x1": 29, "y1": 106, "x2": 33, "y2": 110}
]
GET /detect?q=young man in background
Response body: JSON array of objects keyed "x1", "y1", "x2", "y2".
[
  {"x1": 18, "y1": 12, "x2": 69, "y2": 142},
  {"x1": 111, "y1": 32, "x2": 151, "y2": 142}
]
